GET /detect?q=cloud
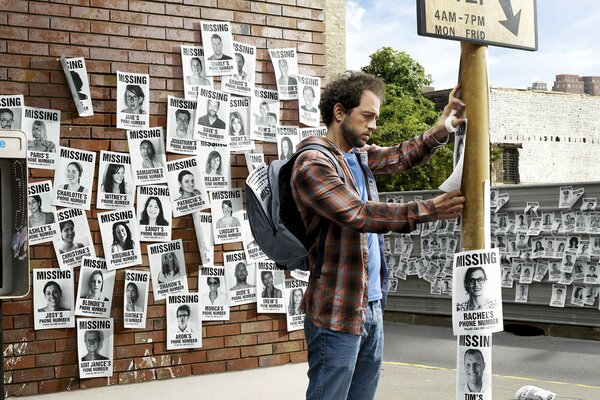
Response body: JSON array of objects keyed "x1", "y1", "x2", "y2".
[{"x1": 346, "y1": 1, "x2": 366, "y2": 31}]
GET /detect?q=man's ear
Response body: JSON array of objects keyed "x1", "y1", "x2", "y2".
[{"x1": 333, "y1": 103, "x2": 345, "y2": 123}]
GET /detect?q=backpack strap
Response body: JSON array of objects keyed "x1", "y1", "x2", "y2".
[{"x1": 294, "y1": 144, "x2": 345, "y2": 279}]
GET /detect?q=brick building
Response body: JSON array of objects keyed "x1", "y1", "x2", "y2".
[
  {"x1": 552, "y1": 74, "x2": 600, "y2": 96},
  {"x1": 1, "y1": 0, "x2": 345, "y2": 396}
]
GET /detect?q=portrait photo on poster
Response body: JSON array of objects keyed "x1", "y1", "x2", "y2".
[
  {"x1": 194, "y1": 87, "x2": 230, "y2": 144},
  {"x1": 198, "y1": 143, "x2": 231, "y2": 190},
  {"x1": 200, "y1": 20, "x2": 235, "y2": 76},
  {"x1": 456, "y1": 337, "x2": 492, "y2": 398},
  {"x1": 98, "y1": 208, "x2": 142, "y2": 270},
  {"x1": 166, "y1": 156, "x2": 209, "y2": 217},
  {"x1": 256, "y1": 260, "x2": 286, "y2": 314},
  {"x1": 224, "y1": 250, "x2": 256, "y2": 307},
  {"x1": 28, "y1": 180, "x2": 60, "y2": 245},
  {"x1": 136, "y1": 185, "x2": 172, "y2": 243},
  {"x1": 181, "y1": 45, "x2": 213, "y2": 100},
  {"x1": 228, "y1": 96, "x2": 254, "y2": 152},
  {"x1": 0, "y1": 94, "x2": 24, "y2": 130},
  {"x1": 116, "y1": 71, "x2": 150, "y2": 130},
  {"x1": 297, "y1": 74, "x2": 321, "y2": 128},
  {"x1": 166, "y1": 96, "x2": 198, "y2": 154},
  {"x1": 277, "y1": 126, "x2": 299, "y2": 161},
  {"x1": 23, "y1": 106, "x2": 60, "y2": 169},
  {"x1": 199, "y1": 266, "x2": 230, "y2": 321},
  {"x1": 167, "y1": 294, "x2": 202, "y2": 350},
  {"x1": 251, "y1": 88, "x2": 279, "y2": 143},
  {"x1": 148, "y1": 239, "x2": 189, "y2": 301},
  {"x1": 97, "y1": 151, "x2": 135, "y2": 210},
  {"x1": 123, "y1": 269, "x2": 150, "y2": 329},
  {"x1": 33, "y1": 268, "x2": 75, "y2": 330},
  {"x1": 284, "y1": 279, "x2": 308, "y2": 332},
  {"x1": 77, "y1": 318, "x2": 114, "y2": 379},
  {"x1": 75, "y1": 257, "x2": 115, "y2": 319},
  {"x1": 193, "y1": 211, "x2": 214, "y2": 267},
  {"x1": 210, "y1": 188, "x2": 244, "y2": 245},
  {"x1": 269, "y1": 48, "x2": 299, "y2": 100},
  {"x1": 52, "y1": 146, "x2": 96, "y2": 210},
  {"x1": 127, "y1": 127, "x2": 167, "y2": 186},
  {"x1": 222, "y1": 41, "x2": 257, "y2": 97},
  {"x1": 52, "y1": 208, "x2": 95, "y2": 270}
]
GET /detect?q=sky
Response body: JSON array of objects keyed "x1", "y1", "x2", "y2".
[{"x1": 346, "y1": 0, "x2": 600, "y2": 90}]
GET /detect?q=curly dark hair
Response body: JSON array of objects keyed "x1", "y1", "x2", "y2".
[{"x1": 319, "y1": 71, "x2": 385, "y2": 127}]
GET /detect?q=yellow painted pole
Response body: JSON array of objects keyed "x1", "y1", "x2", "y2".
[{"x1": 460, "y1": 42, "x2": 489, "y2": 251}]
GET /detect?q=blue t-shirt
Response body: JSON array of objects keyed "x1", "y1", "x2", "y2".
[{"x1": 342, "y1": 152, "x2": 382, "y2": 302}]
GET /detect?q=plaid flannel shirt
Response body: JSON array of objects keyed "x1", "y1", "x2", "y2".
[{"x1": 291, "y1": 132, "x2": 445, "y2": 335}]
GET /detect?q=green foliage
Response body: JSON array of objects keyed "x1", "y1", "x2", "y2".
[{"x1": 361, "y1": 47, "x2": 454, "y2": 192}]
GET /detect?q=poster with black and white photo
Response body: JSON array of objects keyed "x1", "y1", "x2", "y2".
[
  {"x1": 127, "y1": 128, "x2": 167, "y2": 185},
  {"x1": 33, "y1": 268, "x2": 74, "y2": 330},
  {"x1": 200, "y1": 21, "x2": 235, "y2": 76},
  {"x1": 28, "y1": 180, "x2": 60, "y2": 245},
  {"x1": 77, "y1": 318, "x2": 113, "y2": 378},
  {"x1": 74, "y1": 257, "x2": 114, "y2": 318},
  {"x1": 166, "y1": 157, "x2": 209, "y2": 217},
  {"x1": 52, "y1": 146, "x2": 96, "y2": 210},
  {"x1": 148, "y1": 239, "x2": 189, "y2": 301},
  {"x1": 136, "y1": 185, "x2": 172, "y2": 242},
  {"x1": 242, "y1": 212, "x2": 267, "y2": 265},
  {"x1": 269, "y1": 48, "x2": 299, "y2": 100},
  {"x1": 452, "y1": 249, "x2": 503, "y2": 335},
  {"x1": 210, "y1": 189, "x2": 244, "y2": 244},
  {"x1": 123, "y1": 269, "x2": 150, "y2": 329},
  {"x1": 456, "y1": 335, "x2": 492, "y2": 399},
  {"x1": 284, "y1": 279, "x2": 308, "y2": 332},
  {"x1": 549, "y1": 284, "x2": 567, "y2": 307},
  {"x1": 96, "y1": 151, "x2": 134, "y2": 210},
  {"x1": 277, "y1": 126, "x2": 299, "y2": 161},
  {"x1": 0, "y1": 94, "x2": 24, "y2": 130},
  {"x1": 299, "y1": 127, "x2": 327, "y2": 141},
  {"x1": 60, "y1": 56, "x2": 93, "y2": 117},
  {"x1": 297, "y1": 74, "x2": 320, "y2": 127},
  {"x1": 199, "y1": 266, "x2": 229, "y2": 321},
  {"x1": 98, "y1": 208, "x2": 142, "y2": 270},
  {"x1": 256, "y1": 260, "x2": 285, "y2": 313},
  {"x1": 166, "y1": 96, "x2": 198, "y2": 154},
  {"x1": 194, "y1": 87, "x2": 229, "y2": 144},
  {"x1": 222, "y1": 41, "x2": 256, "y2": 97},
  {"x1": 181, "y1": 45, "x2": 213, "y2": 100},
  {"x1": 198, "y1": 142, "x2": 230, "y2": 190},
  {"x1": 244, "y1": 151, "x2": 264, "y2": 172},
  {"x1": 23, "y1": 106, "x2": 60, "y2": 169},
  {"x1": 116, "y1": 71, "x2": 149, "y2": 130},
  {"x1": 193, "y1": 211, "x2": 214, "y2": 267},
  {"x1": 251, "y1": 88, "x2": 279, "y2": 142},
  {"x1": 167, "y1": 293, "x2": 202, "y2": 350},
  {"x1": 224, "y1": 250, "x2": 256, "y2": 306},
  {"x1": 228, "y1": 96, "x2": 254, "y2": 152},
  {"x1": 53, "y1": 208, "x2": 95, "y2": 270}
]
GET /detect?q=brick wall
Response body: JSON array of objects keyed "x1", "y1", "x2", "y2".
[{"x1": 1, "y1": 0, "x2": 342, "y2": 396}]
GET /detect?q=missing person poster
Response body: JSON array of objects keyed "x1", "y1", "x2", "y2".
[
  {"x1": 452, "y1": 249, "x2": 503, "y2": 335},
  {"x1": 269, "y1": 48, "x2": 299, "y2": 100},
  {"x1": 148, "y1": 239, "x2": 189, "y2": 301},
  {"x1": 167, "y1": 96, "x2": 198, "y2": 154},
  {"x1": 277, "y1": 126, "x2": 299, "y2": 161},
  {"x1": 194, "y1": 87, "x2": 229, "y2": 144},
  {"x1": 52, "y1": 146, "x2": 96, "y2": 210},
  {"x1": 199, "y1": 266, "x2": 229, "y2": 321},
  {"x1": 127, "y1": 127, "x2": 167, "y2": 185},
  {"x1": 284, "y1": 279, "x2": 308, "y2": 332},
  {"x1": 0, "y1": 94, "x2": 24, "y2": 130},
  {"x1": 211, "y1": 189, "x2": 244, "y2": 244},
  {"x1": 124, "y1": 269, "x2": 150, "y2": 329},
  {"x1": 181, "y1": 45, "x2": 213, "y2": 100},
  {"x1": 23, "y1": 106, "x2": 60, "y2": 169},
  {"x1": 242, "y1": 213, "x2": 268, "y2": 265},
  {"x1": 137, "y1": 185, "x2": 172, "y2": 242},
  {"x1": 244, "y1": 151, "x2": 264, "y2": 172},
  {"x1": 251, "y1": 88, "x2": 279, "y2": 142},
  {"x1": 222, "y1": 41, "x2": 256, "y2": 97},
  {"x1": 225, "y1": 250, "x2": 256, "y2": 306},
  {"x1": 456, "y1": 335, "x2": 492, "y2": 399},
  {"x1": 28, "y1": 180, "x2": 60, "y2": 245},
  {"x1": 297, "y1": 74, "x2": 320, "y2": 127},
  {"x1": 228, "y1": 96, "x2": 254, "y2": 152},
  {"x1": 116, "y1": 71, "x2": 150, "y2": 129},
  {"x1": 60, "y1": 56, "x2": 93, "y2": 117},
  {"x1": 256, "y1": 260, "x2": 285, "y2": 313},
  {"x1": 77, "y1": 318, "x2": 113, "y2": 378},
  {"x1": 53, "y1": 208, "x2": 95, "y2": 270},
  {"x1": 97, "y1": 151, "x2": 134, "y2": 210},
  {"x1": 193, "y1": 211, "x2": 214, "y2": 267},
  {"x1": 166, "y1": 157, "x2": 209, "y2": 217},
  {"x1": 167, "y1": 294, "x2": 202, "y2": 350},
  {"x1": 198, "y1": 142, "x2": 231, "y2": 190},
  {"x1": 98, "y1": 208, "x2": 142, "y2": 270},
  {"x1": 200, "y1": 21, "x2": 235, "y2": 76},
  {"x1": 75, "y1": 257, "x2": 114, "y2": 318},
  {"x1": 33, "y1": 268, "x2": 75, "y2": 330}
]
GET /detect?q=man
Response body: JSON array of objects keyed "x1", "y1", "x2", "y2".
[
  {"x1": 174, "y1": 109, "x2": 193, "y2": 139},
  {"x1": 230, "y1": 262, "x2": 254, "y2": 290},
  {"x1": 261, "y1": 271, "x2": 282, "y2": 298},
  {"x1": 207, "y1": 34, "x2": 232, "y2": 60},
  {"x1": 233, "y1": 53, "x2": 248, "y2": 81},
  {"x1": 197, "y1": 99, "x2": 226, "y2": 129},
  {"x1": 290, "y1": 71, "x2": 465, "y2": 399},
  {"x1": 463, "y1": 349, "x2": 486, "y2": 393},
  {"x1": 277, "y1": 58, "x2": 297, "y2": 85},
  {"x1": 0, "y1": 108, "x2": 14, "y2": 129},
  {"x1": 174, "y1": 304, "x2": 193, "y2": 334}
]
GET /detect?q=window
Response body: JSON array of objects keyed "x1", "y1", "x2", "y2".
[{"x1": 500, "y1": 146, "x2": 520, "y2": 184}]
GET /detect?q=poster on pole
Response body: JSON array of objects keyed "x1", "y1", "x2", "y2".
[
  {"x1": 28, "y1": 180, "x2": 60, "y2": 245},
  {"x1": 77, "y1": 318, "x2": 113, "y2": 378},
  {"x1": 127, "y1": 127, "x2": 167, "y2": 186},
  {"x1": 199, "y1": 266, "x2": 229, "y2": 321},
  {"x1": 136, "y1": 185, "x2": 172, "y2": 242},
  {"x1": 456, "y1": 334, "x2": 492, "y2": 399},
  {"x1": 123, "y1": 269, "x2": 150, "y2": 329},
  {"x1": 52, "y1": 147, "x2": 96, "y2": 210},
  {"x1": 98, "y1": 208, "x2": 142, "y2": 270},
  {"x1": 452, "y1": 249, "x2": 503, "y2": 335},
  {"x1": 33, "y1": 269, "x2": 75, "y2": 330},
  {"x1": 116, "y1": 71, "x2": 149, "y2": 130},
  {"x1": 167, "y1": 293, "x2": 202, "y2": 350},
  {"x1": 75, "y1": 257, "x2": 115, "y2": 318},
  {"x1": 23, "y1": 106, "x2": 59, "y2": 169},
  {"x1": 53, "y1": 208, "x2": 95, "y2": 270},
  {"x1": 148, "y1": 239, "x2": 189, "y2": 301},
  {"x1": 224, "y1": 250, "x2": 256, "y2": 306}
]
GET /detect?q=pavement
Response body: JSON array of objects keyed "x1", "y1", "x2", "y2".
[{"x1": 10, "y1": 322, "x2": 600, "y2": 400}]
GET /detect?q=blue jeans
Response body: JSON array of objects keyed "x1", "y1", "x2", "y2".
[{"x1": 304, "y1": 300, "x2": 384, "y2": 400}]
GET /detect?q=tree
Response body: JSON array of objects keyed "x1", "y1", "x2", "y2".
[{"x1": 362, "y1": 47, "x2": 454, "y2": 192}]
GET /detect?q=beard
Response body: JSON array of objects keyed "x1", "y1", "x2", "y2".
[{"x1": 340, "y1": 117, "x2": 367, "y2": 149}]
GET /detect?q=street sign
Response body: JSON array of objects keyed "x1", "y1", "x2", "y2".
[{"x1": 417, "y1": 0, "x2": 538, "y2": 51}]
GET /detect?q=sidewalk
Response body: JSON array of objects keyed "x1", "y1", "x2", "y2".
[{"x1": 11, "y1": 361, "x2": 600, "y2": 400}]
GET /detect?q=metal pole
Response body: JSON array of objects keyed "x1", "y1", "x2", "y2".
[{"x1": 460, "y1": 42, "x2": 490, "y2": 251}]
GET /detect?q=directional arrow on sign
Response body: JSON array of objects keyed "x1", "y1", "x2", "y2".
[{"x1": 499, "y1": 0, "x2": 522, "y2": 36}]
